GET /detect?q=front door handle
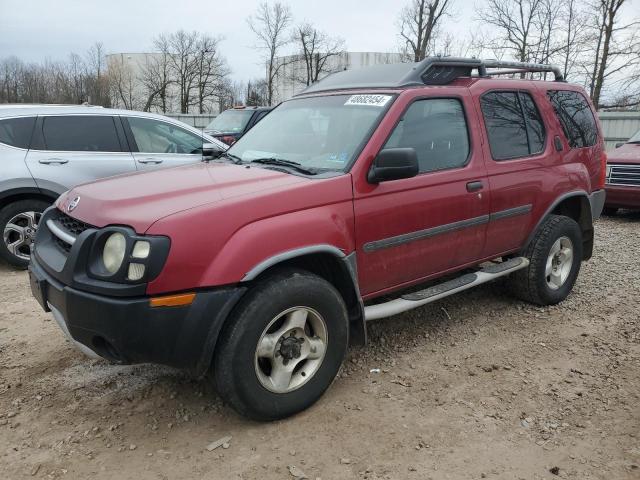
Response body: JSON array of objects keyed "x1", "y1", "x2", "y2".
[
  {"x1": 138, "y1": 158, "x2": 164, "y2": 165},
  {"x1": 39, "y1": 158, "x2": 68, "y2": 165},
  {"x1": 466, "y1": 180, "x2": 484, "y2": 192}
]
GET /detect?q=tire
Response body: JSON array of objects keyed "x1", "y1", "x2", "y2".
[
  {"x1": 213, "y1": 269, "x2": 349, "y2": 421},
  {"x1": 509, "y1": 215, "x2": 583, "y2": 306},
  {"x1": 0, "y1": 199, "x2": 50, "y2": 269},
  {"x1": 602, "y1": 207, "x2": 618, "y2": 216}
]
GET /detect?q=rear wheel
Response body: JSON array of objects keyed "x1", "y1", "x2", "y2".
[
  {"x1": 213, "y1": 269, "x2": 349, "y2": 421},
  {"x1": 510, "y1": 215, "x2": 582, "y2": 306},
  {"x1": 0, "y1": 199, "x2": 50, "y2": 268}
]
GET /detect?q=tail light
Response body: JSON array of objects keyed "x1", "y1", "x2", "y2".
[
  {"x1": 598, "y1": 150, "x2": 607, "y2": 188},
  {"x1": 221, "y1": 136, "x2": 236, "y2": 145}
]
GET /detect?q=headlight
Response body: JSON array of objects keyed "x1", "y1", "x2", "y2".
[{"x1": 102, "y1": 232, "x2": 126, "y2": 273}]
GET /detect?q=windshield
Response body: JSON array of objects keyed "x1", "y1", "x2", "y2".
[
  {"x1": 628, "y1": 129, "x2": 640, "y2": 143},
  {"x1": 206, "y1": 110, "x2": 254, "y2": 134},
  {"x1": 226, "y1": 94, "x2": 394, "y2": 172}
]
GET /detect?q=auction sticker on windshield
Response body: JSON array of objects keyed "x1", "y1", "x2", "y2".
[{"x1": 345, "y1": 94, "x2": 392, "y2": 107}]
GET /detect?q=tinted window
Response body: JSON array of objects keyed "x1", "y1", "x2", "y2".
[
  {"x1": 206, "y1": 110, "x2": 254, "y2": 134},
  {"x1": 0, "y1": 117, "x2": 36, "y2": 149},
  {"x1": 481, "y1": 92, "x2": 529, "y2": 160},
  {"x1": 481, "y1": 91, "x2": 546, "y2": 160},
  {"x1": 521, "y1": 93, "x2": 545, "y2": 154},
  {"x1": 547, "y1": 90, "x2": 598, "y2": 148},
  {"x1": 42, "y1": 116, "x2": 122, "y2": 152},
  {"x1": 128, "y1": 117, "x2": 203, "y2": 154},
  {"x1": 384, "y1": 98, "x2": 469, "y2": 173}
]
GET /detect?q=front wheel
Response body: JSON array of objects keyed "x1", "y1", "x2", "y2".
[
  {"x1": 510, "y1": 215, "x2": 583, "y2": 306},
  {"x1": 0, "y1": 199, "x2": 50, "y2": 269},
  {"x1": 213, "y1": 269, "x2": 349, "y2": 421}
]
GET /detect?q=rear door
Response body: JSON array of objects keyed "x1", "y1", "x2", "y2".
[
  {"x1": 472, "y1": 83, "x2": 560, "y2": 257},
  {"x1": 25, "y1": 115, "x2": 136, "y2": 191},
  {"x1": 353, "y1": 90, "x2": 490, "y2": 297},
  {"x1": 122, "y1": 116, "x2": 208, "y2": 170}
]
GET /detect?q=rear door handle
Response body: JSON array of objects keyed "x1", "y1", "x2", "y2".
[
  {"x1": 39, "y1": 158, "x2": 68, "y2": 165},
  {"x1": 466, "y1": 180, "x2": 484, "y2": 192},
  {"x1": 138, "y1": 158, "x2": 164, "y2": 165}
]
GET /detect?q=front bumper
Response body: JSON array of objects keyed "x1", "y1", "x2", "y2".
[
  {"x1": 29, "y1": 257, "x2": 246, "y2": 377},
  {"x1": 604, "y1": 184, "x2": 640, "y2": 209}
]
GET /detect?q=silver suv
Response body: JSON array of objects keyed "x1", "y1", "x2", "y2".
[{"x1": 0, "y1": 105, "x2": 225, "y2": 268}]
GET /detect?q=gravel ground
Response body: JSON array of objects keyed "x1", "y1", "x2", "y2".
[{"x1": 0, "y1": 214, "x2": 638, "y2": 480}]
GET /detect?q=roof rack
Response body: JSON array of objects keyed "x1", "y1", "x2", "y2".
[{"x1": 299, "y1": 57, "x2": 564, "y2": 95}]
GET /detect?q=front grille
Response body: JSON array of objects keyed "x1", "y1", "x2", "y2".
[
  {"x1": 607, "y1": 163, "x2": 640, "y2": 187},
  {"x1": 50, "y1": 211, "x2": 94, "y2": 253}
]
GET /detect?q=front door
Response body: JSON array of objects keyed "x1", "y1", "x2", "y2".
[
  {"x1": 122, "y1": 116, "x2": 206, "y2": 170},
  {"x1": 353, "y1": 92, "x2": 490, "y2": 298}
]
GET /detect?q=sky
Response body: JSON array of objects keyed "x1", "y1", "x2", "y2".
[{"x1": 0, "y1": 0, "x2": 477, "y2": 82}]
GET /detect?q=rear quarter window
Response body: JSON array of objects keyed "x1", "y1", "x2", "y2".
[
  {"x1": 547, "y1": 90, "x2": 598, "y2": 148},
  {"x1": 0, "y1": 117, "x2": 36, "y2": 149}
]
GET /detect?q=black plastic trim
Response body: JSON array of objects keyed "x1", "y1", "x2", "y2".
[{"x1": 489, "y1": 204, "x2": 532, "y2": 221}]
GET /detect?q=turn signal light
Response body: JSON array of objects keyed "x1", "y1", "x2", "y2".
[{"x1": 149, "y1": 293, "x2": 196, "y2": 308}]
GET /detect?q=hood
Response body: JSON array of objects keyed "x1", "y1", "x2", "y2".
[
  {"x1": 57, "y1": 162, "x2": 308, "y2": 233},
  {"x1": 607, "y1": 143, "x2": 640, "y2": 164}
]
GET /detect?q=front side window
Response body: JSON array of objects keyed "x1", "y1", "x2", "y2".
[
  {"x1": 383, "y1": 98, "x2": 470, "y2": 173},
  {"x1": 480, "y1": 91, "x2": 546, "y2": 160},
  {"x1": 41, "y1": 116, "x2": 122, "y2": 152},
  {"x1": 127, "y1": 117, "x2": 203, "y2": 154},
  {"x1": 547, "y1": 90, "x2": 598, "y2": 148},
  {"x1": 0, "y1": 117, "x2": 36, "y2": 149},
  {"x1": 227, "y1": 94, "x2": 391, "y2": 172}
]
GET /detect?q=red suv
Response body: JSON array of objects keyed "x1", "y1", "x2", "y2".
[
  {"x1": 604, "y1": 129, "x2": 640, "y2": 214},
  {"x1": 29, "y1": 58, "x2": 606, "y2": 420}
]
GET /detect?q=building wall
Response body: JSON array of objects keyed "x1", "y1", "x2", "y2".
[
  {"x1": 598, "y1": 111, "x2": 640, "y2": 150},
  {"x1": 272, "y1": 51, "x2": 405, "y2": 103}
]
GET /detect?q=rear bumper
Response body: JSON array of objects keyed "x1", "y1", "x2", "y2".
[
  {"x1": 604, "y1": 184, "x2": 640, "y2": 209},
  {"x1": 29, "y1": 257, "x2": 246, "y2": 377}
]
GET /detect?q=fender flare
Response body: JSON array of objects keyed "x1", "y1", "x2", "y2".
[{"x1": 241, "y1": 244, "x2": 367, "y2": 345}]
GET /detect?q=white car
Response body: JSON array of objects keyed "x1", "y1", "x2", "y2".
[{"x1": 0, "y1": 104, "x2": 226, "y2": 267}]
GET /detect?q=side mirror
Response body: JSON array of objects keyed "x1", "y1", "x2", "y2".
[
  {"x1": 615, "y1": 142, "x2": 625, "y2": 149},
  {"x1": 368, "y1": 148, "x2": 419, "y2": 183},
  {"x1": 202, "y1": 142, "x2": 223, "y2": 160}
]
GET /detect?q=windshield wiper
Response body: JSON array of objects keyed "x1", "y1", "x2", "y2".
[{"x1": 250, "y1": 157, "x2": 318, "y2": 175}]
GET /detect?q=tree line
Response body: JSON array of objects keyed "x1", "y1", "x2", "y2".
[{"x1": 1, "y1": 0, "x2": 638, "y2": 112}]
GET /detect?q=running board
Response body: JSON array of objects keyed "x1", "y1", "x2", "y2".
[{"x1": 364, "y1": 257, "x2": 529, "y2": 321}]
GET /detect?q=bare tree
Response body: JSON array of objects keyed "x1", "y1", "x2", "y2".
[
  {"x1": 291, "y1": 23, "x2": 345, "y2": 86},
  {"x1": 107, "y1": 55, "x2": 140, "y2": 110},
  {"x1": 194, "y1": 35, "x2": 231, "y2": 113},
  {"x1": 558, "y1": 0, "x2": 591, "y2": 79},
  {"x1": 476, "y1": 0, "x2": 544, "y2": 64},
  {"x1": 587, "y1": 0, "x2": 640, "y2": 108},
  {"x1": 248, "y1": 2, "x2": 292, "y2": 105},
  {"x1": 138, "y1": 35, "x2": 173, "y2": 112},
  {"x1": 85, "y1": 42, "x2": 109, "y2": 105},
  {"x1": 397, "y1": 0, "x2": 455, "y2": 62},
  {"x1": 246, "y1": 78, "x2": 268, "y2": 106}
]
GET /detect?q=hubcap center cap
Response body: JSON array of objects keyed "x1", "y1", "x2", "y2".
[{"x1": 279, "y1": 335, "x2": 304, "y2": 364}]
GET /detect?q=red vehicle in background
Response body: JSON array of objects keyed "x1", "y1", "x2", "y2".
[
  {"x1": 604, "y1": 130, "x2": 640, "y2": 214},
  {"x1": 29, "y1": 58, "x2": 606, "y2": 421}
]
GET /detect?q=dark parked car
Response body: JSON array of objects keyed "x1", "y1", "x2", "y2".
[
  {"x1": 30, "y1": 58, "x2": 606, "y2": 421},
  {"x1": 603, "y1": 129, "x2": 640, "y2": 214},
  {"x1": 203, "y1": 106, "x2": 272, "y2": 145}
]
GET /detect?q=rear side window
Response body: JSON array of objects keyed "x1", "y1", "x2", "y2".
[
  {"x1": 384, "y1": 98, "x2": 470, "y2": 173},
  {"x1": 41, "y1": 116, "x2": 122, "y2": 152},
  {"x1": 480, "y1": 91, "x2": 546, "y2": 160},
  {"x1": 0, "y1": 117, "x2": 36, "y2": 149},
  {"x1": 547, "y1": 90, "x2": 598, "y2": 148}
]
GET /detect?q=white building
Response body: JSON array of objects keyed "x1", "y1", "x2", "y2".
[{"x1": 272, "y1": 51, "x2": 405, "y2": 103}]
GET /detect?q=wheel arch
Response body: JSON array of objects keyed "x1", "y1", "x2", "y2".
[
  {"x1": 0, "y1": 187, "x2": 59, "y2": 211},
  {"x1": 242, "y1": 246, "x2": 366, "y2": 346},
  {"x1": 526, "y1": 191, "x2": 594, "y2": 260}
]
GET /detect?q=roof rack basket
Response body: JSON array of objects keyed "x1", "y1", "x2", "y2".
[{"x1": 415, "y1": 57, "x2": 564, "y2": 85}]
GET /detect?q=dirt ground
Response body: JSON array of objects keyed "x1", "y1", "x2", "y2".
[{"x1": 1, "y1": 214, "x2": 638, "y2": 480}]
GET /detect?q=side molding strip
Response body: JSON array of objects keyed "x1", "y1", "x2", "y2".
[{"x1": 363, "y1": 204, "x2": 532, "y2": 253}]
